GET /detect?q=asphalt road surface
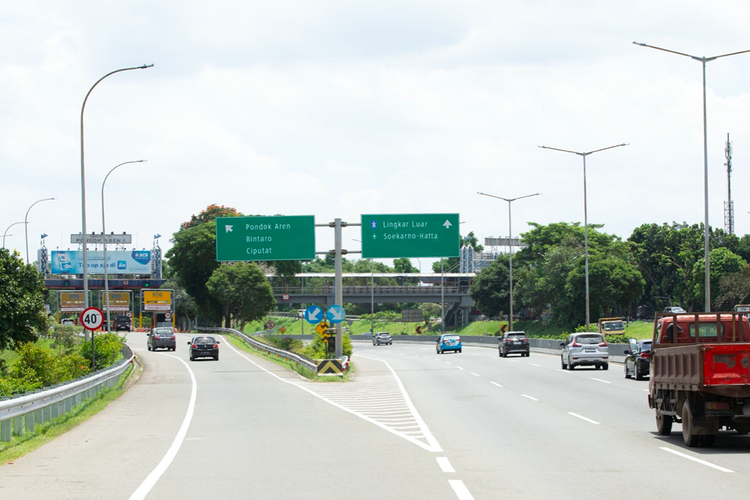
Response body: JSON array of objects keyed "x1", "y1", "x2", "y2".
[{"x1": 2, "y1": 335, "x2": 750, "y2": 499}]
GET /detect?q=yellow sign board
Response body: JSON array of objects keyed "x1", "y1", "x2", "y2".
[
  {"x1": 142, "y1": 290, "x2": 172, "y2": 311},
  {"x1": 315, "y1": 321, "x2": 329, "y2": 335},
  {"x1": 60, "y1": 291, "x2": 86, "y2": 312},
  {"x1": 98, "y1": 291, "x2": 131, "y2": 311}
]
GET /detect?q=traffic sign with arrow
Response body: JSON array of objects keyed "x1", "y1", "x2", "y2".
[
  {"x1": 326, "y1": 304, "x2": 345, "y2": 324},
  {"x1": 305, "y1": 305, "x2": 324, "y2": 324}
]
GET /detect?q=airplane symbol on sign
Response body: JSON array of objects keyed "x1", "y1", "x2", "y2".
[{"x1": 225, "y1": 225, "x2": 233, "y2": 233}]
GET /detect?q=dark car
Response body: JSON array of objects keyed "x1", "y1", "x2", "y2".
[
  {"x1": 188, "y1": 335, "x2": 220, "y2": 361},
  {"x1": 148, "y1": 327, "x2": 176, "y2": 351},
  {"x1": 499, "y1": 331, "x2": 530, "y2": 357},
  {"x1": 114, "y1": 315, "x2": 131, "y2": 332},
  {"x1": 373, "y1": 332, "x2": 392, "y2": 346},
  {"x1": 624, "y1": 338, "x2": 651, "y2": 380}
]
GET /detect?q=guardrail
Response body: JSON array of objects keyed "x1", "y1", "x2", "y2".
[
  {"x1": 0, "y1": 345, "x2": 135, "y2": 442},
  {"x1": 197, "y1": 327, "x2": 318, "y2": 373}
]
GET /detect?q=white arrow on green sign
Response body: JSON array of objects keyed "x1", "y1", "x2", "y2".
[
  {"x1": 361, "y1": 213, "x2": 460, "y2": 258},
  {"x1": 215, "y1": 215, "x2": 316, "y2": 262}
]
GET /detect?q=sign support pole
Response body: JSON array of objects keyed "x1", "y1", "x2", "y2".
[{"x1": 334, "y1": 218, "x2": 343, "y2": 358}]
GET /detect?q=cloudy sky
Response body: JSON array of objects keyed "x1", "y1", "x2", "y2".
[{"x1": 3, "y1": 1, "x2": 750, "y2": 271}]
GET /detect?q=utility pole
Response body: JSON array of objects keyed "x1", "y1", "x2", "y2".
[{"x1": 724, "y1": 133, "x2": 734, "y2": 235}]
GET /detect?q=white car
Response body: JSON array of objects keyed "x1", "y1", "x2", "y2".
[{"x1": 560, "y1": 333, "x2": 609, "y2": 370}]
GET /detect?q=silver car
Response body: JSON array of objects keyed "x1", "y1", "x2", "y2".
[
  {"x1": 560, "y1": 333, "x2": 609, "y2": 370},
  {"x1": 373, "y1": 332, "x2": 392, "y2": 345}
]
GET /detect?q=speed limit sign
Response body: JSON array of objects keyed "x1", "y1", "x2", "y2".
[{"x1": 80, "y1": 307, "x2": 104, "y2": 331}]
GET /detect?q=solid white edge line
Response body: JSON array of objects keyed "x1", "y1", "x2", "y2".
[
  {"x1": 660, "y1": 447, "x2": 734, "y2": 472},
  {"x1": 436, "y1": 456, "x2": 455, "y2": 472},
  {"x1": 129, "y1": 355, "x2": 197, "y2": 500},
  {"x1": 521, "y1": 394, "x2": 539, "y2": 401},
  {"x1": 449, "y1": 480, "x2": 476, "y2": 500},
  {"x1": 567, "y1": 412, "x2": 600, "y2": 425}
]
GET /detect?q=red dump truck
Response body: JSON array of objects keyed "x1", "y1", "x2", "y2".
[{"x1": 648, "y1": 311, "x2": 750, "y2": 447}]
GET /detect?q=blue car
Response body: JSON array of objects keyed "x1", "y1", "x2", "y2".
[{"x1": 436, "y1": 334, "x2": 462, "y2": 354}]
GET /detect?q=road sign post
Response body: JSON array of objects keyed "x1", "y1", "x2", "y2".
[
  {"x1": 361, "y1": 213, "x2": 460, "y2": 258},
  {"x1": 80, "y1": 306, "x2": 104, "y2": 371},
  {"x1": 215, "y1": 215, "x2": 316, "y2": 261}
]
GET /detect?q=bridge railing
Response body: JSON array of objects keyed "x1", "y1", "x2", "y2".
[{"x1": 0, "y1": 345, "x2": 135, "y2": 442}]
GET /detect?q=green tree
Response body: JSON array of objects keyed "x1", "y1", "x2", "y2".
[
  {"x1": 180, "y1": 204, "x2": 242, "y2": 230},
  {"x1": 690, "y1": 247, "x2": 747, "y2": 310},
  {"x1": 0, "y1": 249, "x2": 48, "y2": 351},
  {"x1": 716, "y1": 264, "x2": 750, "y2": 310},
  {"x1": 167, "y1": 221, "x2": 224, "y2": 324},
  {"x1": 515, "y1": 222, "x2": 643, "y2": 328},
  {"x1": 469, "y1": 254, "x2": 510, "y2": 318},
  {"x1": 628, "y1": 222, "x2": 705, "y2": 311},
  {"x1": 206, "y1": 262, "x2": 276, "y2": 330}
]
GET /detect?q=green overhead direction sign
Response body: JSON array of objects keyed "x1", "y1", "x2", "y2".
[
  {"x1": 215, "y1": 215, "x2": 316, "y2": 262},
  {"x1": 361, "y1": 213, "x2": 460, "y2": 258}
]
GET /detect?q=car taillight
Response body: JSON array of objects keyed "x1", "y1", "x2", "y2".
[
  {"x1": 154, "y1": 336, "x2": 160, "y2": 340},
  {"x1": 191, "y1": 344, "x2": 197, "y2": 348},
  {"x1": 572, "y1": 341, "x2": 582, "y2": 347},
  {"x1": 170, "y1": 336, "x2": 175, "y2": 340},
  {"x1": 599, "y1": 341, "x2": 608, "y2": 347},
  {"x1": 640, "y1": 351, "x2": 650, "y2": 359},
  {"x1": 521, "y1": 338, "x2": 528, "y2": 342},
  {"x1": 213, "y1": 344, "x2": 219, "y2": 348}
]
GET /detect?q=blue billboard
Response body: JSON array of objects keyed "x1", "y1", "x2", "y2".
[{"x1": 50, "y1": 250, "x2": 152, "y2": 274}]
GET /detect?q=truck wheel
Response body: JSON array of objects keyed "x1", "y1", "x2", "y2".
[
  {"x1": 656, "y1": 412, "x2": 672, "y2": 435},
  {"x1": 682, "y1": 401, "x2": 701, "y2": 447}
]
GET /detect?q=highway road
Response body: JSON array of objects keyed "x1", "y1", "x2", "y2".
[{"x1": 2, "y1": 335, "x2": 750, "y2": 499}]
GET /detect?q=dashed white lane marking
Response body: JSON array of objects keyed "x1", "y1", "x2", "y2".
[
  {"x1": 660, "y1": 447, "x2": 734, "y2": 472},
  {"x1": 592, "y1": 378, "x2": 612, "y2": 384},
  {"x1": 129, "y1": 355, "x2": 197, "y2": 500},
  {"x1": 437, "y1": 457, "x2": 455, "y2": 472},
  {"x1": 456, "y1": 366, "x2": 464, "y2": 370},
  {"x1": 521, "y1": 394, "x2": 539, "y2": 402},
  {"x1": 470, "y1": 372, "x2": 480, "y2": 377},
  {"x1": 449, "y1": 480, "x2": 476, "y2": 500},
  {"x1": 530, "y1": 363, "x2": 542, "y2": 367},
  {"x1": 490, "y1": 381, "x2": 503, "y2": 388},
  {"x1": 568, "y1": 412, "x2": 600, "y2": 424}
]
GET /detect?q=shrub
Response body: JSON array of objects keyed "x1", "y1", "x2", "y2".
[
  {"x1": 50, "y1": 325, "x2": 84, "y2": 353},
  {"x1": 79, "y1": 332, "x2": 125, "y2": 368}
]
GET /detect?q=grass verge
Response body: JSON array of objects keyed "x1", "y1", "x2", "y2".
[
  {"x1": 226, "y1": 334, "x2": 354, "y2": 382},
  {"x1": 0, "y1": 363, "x2": 137, "y2": 466}
]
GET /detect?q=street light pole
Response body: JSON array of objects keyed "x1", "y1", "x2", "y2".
[
  {"x1": 477, "y1": 191, "x2": 540, "y2": 331},
  {"x1": 633, "y1": 42, "x2": 750, "y2": 312},
  {"x1": 25, "y1": 197, "x2": 55, "y2": 264},
  {"x1": 80, "y1": 64, "x2": 153, "y2": 325},
  {"x1": 3, "y1": 221, "x2": 25, "y2": 249},
  {"x1": 539, "y1": 143, "x2": 628, "y2": 331},
  {"x1": 101, "y1": 160, "x2": 145, "y2": 333}
]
